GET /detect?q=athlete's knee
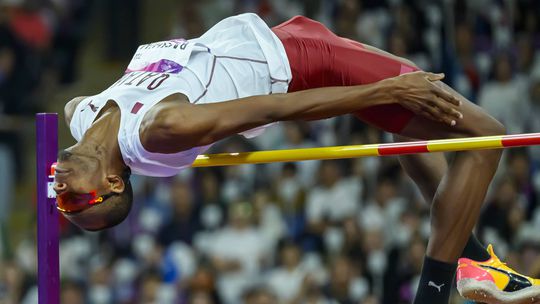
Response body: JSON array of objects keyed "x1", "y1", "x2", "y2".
[
  {"x1": 464, "y1": 114, "x2": 506, "y2": 138},
  {"x1": 477, "y1": 117, "x2": 506, "y2": 137},
  {"x1": 459, "y1": 115, "x2": 505, "y2": 164}
]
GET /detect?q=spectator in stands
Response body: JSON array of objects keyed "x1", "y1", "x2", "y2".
[
  {"x1": 196, "y1": 169, "x2": 226, "y2": 231},
  {"x1": 274, "y1": 163, "x2": 307, "y2": 240},
  {"x1": 478, "y1": 52, "x2": 529, "y2": 133},
  {"x1": 322, "y1": 255, "x2": 368, "y2": 303},
  {"x1": 241, "y1": 285, "x2": 277, "y2": 304},
  {"x1": 138, "y1": 271, "x2": 164, "y2": 304},
  {"x1": 306, "y1": 160, "x2": 360, "y2": 252},
  {"x1": 158, "y1": 179, "x2": 200, "y2": 247},
  {"x1": 506, "y1": 149, "x2": 539, "y2": 219},
  {"x1": 252, "y1": 189, "x2": 285, "y2": 247},
  {"x1": 0, "y1": 261, "x2": 27, "y2": 304},
  {"x1": 359, "y1": 175, "x2": 406, "y2": 246},
  {"x1": 451, "y1": 22, "x2": 481, "y2": 100},
  {"x1": 479, "y1": 177, "x2": 525, "y2": 244},
  {"x1": 207, "y1": 202, "x2": 270, "y2": 304},
  {"x1": 189, "y1": 291, "x2": 219, "y2": 304},
  {"x1": 186, "y1": 266, "x2": 221, "y2": 304},
  {"x1": 272, "y1": 122, "x2": 319, "y2": 186},
  {"x1": 60, "y1": 281, "x2": 85, "y2": 304},
  {"x1": 265, "y1": 240, "x2": 306, "y2": 302}
]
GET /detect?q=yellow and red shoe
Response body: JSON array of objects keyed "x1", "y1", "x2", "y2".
[{"x1": 457, "y1": 245, "x2": 540, "y2": 304}]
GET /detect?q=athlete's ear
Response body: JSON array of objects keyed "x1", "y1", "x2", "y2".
[{"x1": 106, "y1": 175, "x2": 125, "y2": 193}]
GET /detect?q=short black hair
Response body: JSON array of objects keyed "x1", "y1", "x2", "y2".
[{"x1": 86, "y1": 168, "x2": 133, "y2": 231}]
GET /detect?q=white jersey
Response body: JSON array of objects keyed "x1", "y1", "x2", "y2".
[{"x1": 69, "y1": 13, "x2": 291, "y2": 177}]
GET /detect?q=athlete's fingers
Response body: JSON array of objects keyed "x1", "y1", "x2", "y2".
[
  {"x1": 430, "y1": 85, "x2": 461, "y2": 107},
  {"x1": 432, "y1": 97, "x2": 463, "y2": 119},
  {"x1": 419, "y1": 108, "x2": 448, "y2": 125},
  {"x1": 420, "y1": 102, "x2": 444, "y2": 122},
  {"x1": 420, "y1": 73, "x2": 461, "y2": 106},
  {"x1": 425, "y1": 98, "x2": 450, "y2": 118},
  {"x1": 425, "y1": 72, "x2": 445, "y2": 82},
  {"x1": 449, "y1": 108, "x2": 463, "y2": 120},
  {"x1": 422, "y1": 100, "x2": 457, "y2": 126},
  {"x1": 424, "y1": 89, "x2": 462, "y2": 119},
  {"x1": 402, "y1": 99, "x2": 455, "y2": 126}
]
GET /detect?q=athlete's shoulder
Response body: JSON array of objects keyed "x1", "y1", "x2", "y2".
[
  {"x1": 139, "y1": 94, "x2": 196, "y2": 153},
  {"x1": 64, "y1": 96, "x2": 88, "y2": 126}
]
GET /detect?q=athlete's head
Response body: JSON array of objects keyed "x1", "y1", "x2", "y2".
[{"x1": 53, "y1": 148, "x2": 133, "y2": 231}]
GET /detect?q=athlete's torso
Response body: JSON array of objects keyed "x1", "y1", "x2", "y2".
[{"x1": 69, "y1": 13, "x2": 291, "y2": 177}]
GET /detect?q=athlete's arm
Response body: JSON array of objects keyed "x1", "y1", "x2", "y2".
[{"x1": 141, "y1": 71, "x2": 462, "y2": 153}]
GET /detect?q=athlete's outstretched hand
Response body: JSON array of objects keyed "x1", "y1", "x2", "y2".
[{"x1": 385, "y1": 71, "x2": 463, "y2": 126}]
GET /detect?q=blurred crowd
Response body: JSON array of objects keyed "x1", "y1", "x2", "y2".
[
  {"x1": 0, "y1": 0, "x2": 90, "y2": 230},
  {"x1": 1, "y1": 0, "x2": 540, "y2": 303},
  {"x1": 0, "y1": 0, "x2": 90, "y2": 114}
]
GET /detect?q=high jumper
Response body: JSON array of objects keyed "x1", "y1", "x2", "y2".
[{"x1": 51, "y1": 14, "x2": 540, "y2": 304}]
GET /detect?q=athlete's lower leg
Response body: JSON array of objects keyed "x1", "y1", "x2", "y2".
[
  {"x1": 394, "y1": 135, "x2": 490, "y2": 262},
  {"x1": 400, "y1": 82, "x2": 504, "y2": 262},
  {"x1": 399, "y1": 82, "x2": 504, "y2": 304}
]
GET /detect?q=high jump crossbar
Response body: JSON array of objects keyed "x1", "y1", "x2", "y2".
[
  {"x1": 35, "y1": 112, "x2": 540, "y2": 303},
  {"x1": 192, "y1": 132, "x2": 540, "y2": 167}
]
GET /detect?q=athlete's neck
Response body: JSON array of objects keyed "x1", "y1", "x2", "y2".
[{"x1": 71, "y1": 103, "x2": 125, "y2": 173}]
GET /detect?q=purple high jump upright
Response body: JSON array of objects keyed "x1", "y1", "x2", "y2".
[{"x1": 36, "y1": 113, "x2": 60, "y2": 304}]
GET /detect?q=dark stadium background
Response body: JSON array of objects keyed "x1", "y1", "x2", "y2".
[{"x1": 0, "y1": 0, "x2": 539, "y2": 303}]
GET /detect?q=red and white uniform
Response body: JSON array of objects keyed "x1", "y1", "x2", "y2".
[
  {"x1": 70, "y1": 13, "x2": 291, "y2": 177},
  {"x1": 70, "y1": 13, "x2": 419, "y2": 177},
  {"x1": 272, "y1": 16, "x2": 419, "y2": 133}
]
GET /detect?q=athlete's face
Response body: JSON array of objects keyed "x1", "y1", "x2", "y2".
[{"x1": 53, "y1": 148, "x2": 109, "y2": 197}]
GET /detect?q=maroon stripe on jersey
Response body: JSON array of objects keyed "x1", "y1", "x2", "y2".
[{"x1": 131, "y1": 102, "x2": 144, "y2": 114}]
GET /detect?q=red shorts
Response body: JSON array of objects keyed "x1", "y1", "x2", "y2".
[{"x1": 272, "y1": 16, "x2": 418, "y2": 133}]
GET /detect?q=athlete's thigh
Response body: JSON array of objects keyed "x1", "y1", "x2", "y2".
[
  {"x1": 275, "y1": 17, "x2": 423, "y2": 134},
  {"x1": 323, "y1": 39, "x2": 422, "y2": 133}
]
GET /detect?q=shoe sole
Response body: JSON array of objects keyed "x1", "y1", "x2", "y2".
[{"x1": 458, "y1": 278, "x2": 540, "y2": 304}]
